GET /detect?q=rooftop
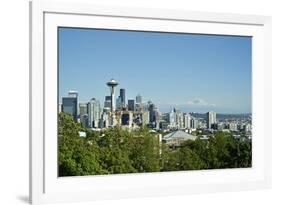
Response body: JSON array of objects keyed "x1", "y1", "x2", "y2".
[{"x1": 163, "y1": 130, "x2": 197, "y2": 142}]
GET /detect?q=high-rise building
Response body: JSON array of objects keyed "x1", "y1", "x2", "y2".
[
  {"x1": 80, "y1": 114, "x2": 89, "y2": 128},
  {"x1": 136, "y1": 94, "x2": 142, "y2": 104},
  {"x1": 79, "y1": 103, "x2": 88, "y2": 127},
  {"x1": 104, "y1": 96, "x2": 111, "y2": 109},
  {"x1": 155, "y1": 108, "x2": 161, "y2": 129},
  {"x1": 207, "y1": 111, "x2": 216, "y2": 129},
  {"x1": 135, "y1": 94, "x2": 144, "y2": 112},
  {"x1": 148, "y1": 101, "x2": 156, "y2": 123},
  {"x1": 169, "y1": 110, "x2": 176, "y2": 128},
  {"x1": 61, "y1": 90, "x2": 78, "y2": 119},
  {"x1": 105, "y1": 96, "x2": 111, "y2": 101},
  {"x1": 79, "y1": 103, "x2": 88, "y2": 117},
  {"x1": 99, "y1": 112, "x2": 109, "y2": 128},
  {"x1": 184, "y1": 113, "x2": 192, "y2": 129},
  {"x1": 68, "y1": 90, "x2": 78, "y2": 98},
  {"x1": 191, "y1": 117, "x2": 199, "y2": 129},
  {"x1": 103, "y1": 107, "x2": 110, "y2": 114},
  {"x1": 68, "y1": 91, "x2": 79, "y2": 114},
  {"x1": 120, "y1": 89, "x2": 126, "y2": 108},
  {"x1": 62, "y1": 97, "x2": 77, "y2": 120},
  {"x1": 116, "y1": 96, "x2": 122, "y2": 110},
  {"x1": 147, "y1": 101, "x2": 160, "y2": 128},
  {"x1": 168, "y1": 108, "x2": 184, "y2": 129},
  {"x1": 141, "y1": 111, "x2": 150, "y2": 125},
  {"x1": 87, "y1": 98, "x2": 101, "y2": 128},
  {"x1": 174, "y1": 108, "x2": 184, "y2": 129},
  {"x1": 128, "y1": 99, "x2": 135, "y2": 111},
  {"x1": 160, "y1": 121, "x2": 169, "y2": 130}
]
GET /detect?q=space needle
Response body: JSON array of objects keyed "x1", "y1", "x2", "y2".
[{"x1": 106, "y1": 79, "x2": 118, "y2": 126}]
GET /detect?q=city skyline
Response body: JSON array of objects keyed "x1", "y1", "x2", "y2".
[
  {"x1": 59, "y1": 28, "x2": 252, "y2": 114},
  {"x1": 60, "y1": 87, "x2": 252, "y2": 132}
]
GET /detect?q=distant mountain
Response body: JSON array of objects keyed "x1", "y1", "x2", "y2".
[{"x1": 190, "y1": 112, "x2": 251, "y2": 120}]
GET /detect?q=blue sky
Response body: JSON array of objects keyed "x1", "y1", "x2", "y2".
[{"x1": 59, "y1": 27, "x2": 252, "y2": 114}]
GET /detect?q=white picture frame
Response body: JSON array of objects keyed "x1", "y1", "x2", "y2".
[{"x1": 30, "y1": 1, "x2": 272, "y2": 204}]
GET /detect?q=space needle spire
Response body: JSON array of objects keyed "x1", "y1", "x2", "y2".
[{"x1": 106, "y1": 79, "x2": 118, "y2": 126}]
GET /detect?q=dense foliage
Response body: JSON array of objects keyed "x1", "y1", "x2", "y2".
[{"x1": 58, "y1": 113, "x2": 252, "y2": 176}]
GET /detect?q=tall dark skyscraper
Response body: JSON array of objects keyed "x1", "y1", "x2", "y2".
[
  {"x1": 148, "y1": 101, "x2": 156, "y2": 123},
  {"x1": 62, "y1": 97, "x2": 78, "y2": 120},
  {"x1": 120, "y1": 89, "x2": 126, "y2": 108}
]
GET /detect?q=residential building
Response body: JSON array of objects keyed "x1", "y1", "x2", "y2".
[
  {"x1": 207, "y1": 111, "x2": 216, "y2": 129},
  {"x1": 183, "y1": 113, "x2": 192, "y2": 129},
  {"x1": 190, "y1": 117, "x2": 199, "y2": 129}
]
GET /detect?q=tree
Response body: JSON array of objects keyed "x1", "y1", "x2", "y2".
[
  {"x1": 58, "y1": 113, "x2": 252, "y2": 176},
  {"x1": 58, "y1": 113, "x2": 106, "y2": 176},
  {"x1": 162, "y1": 143, "x2": 205, "y2": 171},
  {"x1": 129, "y1": 128, "x2": 161, "y2": 172},
  {"x1": 97, "y1": 128, "x2": 137, "y2": 174}
]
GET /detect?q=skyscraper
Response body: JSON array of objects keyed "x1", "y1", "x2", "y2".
[
  {"x1": 79, "y1": 103, "x2": 88, "y2": 117},
  {"x1": 174, "y1": 108, "x2": 183, "y2": 129},
  {"x1": 169, "y1": 108, "x2": 183, "y2": 129},
  {"x1": 104, "y1": 96, "x2": 111, "y2": 109},
  {"x1": 120, "y1": 88, "x2": 126, "y2": 108},
  {"x1": 191, "y1": 117, "x2": 199, "y2": 129},
  {"x1": 128, "y1": 99, "x2": 135, "y2": 111},
  {"x1": 184, "y1": 113, "x2": 192, "y2": 129},
  {"x1": 207, "y1": 111, "x2": 216, "y2": 129},
  {"x1": 135, "y1": 94, "x2": 143, "y2": 112},
  {"x1": 79, "y1": 103, "x2": 88, "y2": 127},
  {"x1": 154, "y1": 108, "x2": 161, "y2": 129},
  {"x1": 169, "y1": 109, "x2": 176, "y2": 128},
  {"x1": 99, "y1": 112, "x2": 109, "y2": 128},
  {"x1": 141, "y1": 111, "x2": 150, "y2": 126},
  {"x1": 136, "y1": 94, "x2": 142, "y2": 104},
  {"x1": 62, "y1": 96, "x2": 77, "y2": 120},
  {"x1": 147, "y1": 101, "x2": 160, "y2": 128},
  {"x1": 68, "y1": 90, "x2": 78, "y2": 98},
  {"x1": 80, "y1": 114, "x2": 89, "y2": 128},
  {"x1": 87, "y1": 98, "x2": 101, "y2": 128},
  {"x1": 116, "y1": 96, "x2": 122, "y2": 110}
]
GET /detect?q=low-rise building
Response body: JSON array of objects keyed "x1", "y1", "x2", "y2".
[{"x1": 162, "y1": 130, "x2": 197, "y2": 146}]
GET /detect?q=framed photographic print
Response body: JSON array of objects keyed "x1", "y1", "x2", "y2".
[{"x1": 30, "y1": 1, "x2": 272, "y2": 204}]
